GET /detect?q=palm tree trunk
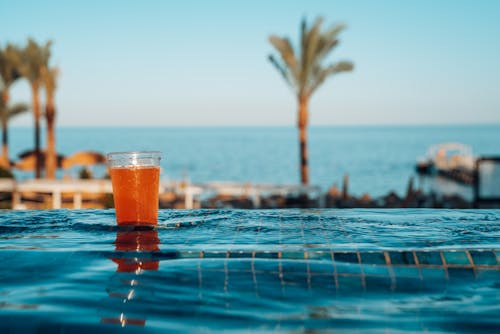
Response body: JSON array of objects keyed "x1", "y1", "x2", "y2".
[
  {"x1": 298, "y1": 96, "x2": 309, "y2": 185},
  {"x1": 1, "y1": 116, "x2": 8, "y2": 168},
  {"x1": 45, "y1": 101, "x2": 56, "y2": 179},
  {"x1": 31, "y1": 81, "x2": 42, "y2": 178},
  {"x1": 1, "y1": 90, "x2": 9, "y2": 168}
]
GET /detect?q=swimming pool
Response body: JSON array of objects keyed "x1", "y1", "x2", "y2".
[{"x1": 0, "y1": 209, "x2": 499, "y2": 332}]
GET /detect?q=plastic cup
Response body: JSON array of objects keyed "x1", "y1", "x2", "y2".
[{"x1": 107, "y1": 151, "x2": 161, "y2": 226}]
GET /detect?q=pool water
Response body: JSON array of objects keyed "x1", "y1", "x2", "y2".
[{"x1": 0, "y1": 209, "x2": 499, "y2": 333}]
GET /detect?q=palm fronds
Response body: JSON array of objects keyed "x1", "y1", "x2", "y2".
[{"x1": 268, "y1": 17, "x2": 354, "y2": 99}]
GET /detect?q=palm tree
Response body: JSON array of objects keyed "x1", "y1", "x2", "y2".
[
  {"x1": 0, "y1": 43, "x2": 22, "y2": 167},
  {"x1": 20, "y1": 38, "x2": 52, "y2": 178},
  {"x1": 41, "y1": 66, "x2": 59, "y2": 179},
  {"x1": 268, "y1": 17, "x2": 353, "y2": 184},
  {"x1": 0, "y1": 98, "x2": 29, "y2": 166}
]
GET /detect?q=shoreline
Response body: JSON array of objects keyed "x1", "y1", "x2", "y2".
[
  {"x1": 6, "y1": 125, "x2": 500, "y2": 198},
  {"x1": 0, "y1": 177, "x2": 481, "y2": 210},
  {"x1": 9, "y1": 123, "x2": 500, "y2": 129}
]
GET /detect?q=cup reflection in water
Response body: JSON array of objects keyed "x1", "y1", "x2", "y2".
[{"x1": 107, "y1": 151, "x2": 161, "y2": 226}]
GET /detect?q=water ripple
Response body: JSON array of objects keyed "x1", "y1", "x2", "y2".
[{"x1": 0, "y1": 209, "x2": 499, "y2": 333}]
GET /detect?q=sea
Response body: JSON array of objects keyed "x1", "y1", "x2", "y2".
[{"x1": 8, "y1": 124, "x2": 500, "y2": 198}]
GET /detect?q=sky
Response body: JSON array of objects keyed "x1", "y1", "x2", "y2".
[{"x1": 1, "y1": 0, "x2": 499, "y2": 127}]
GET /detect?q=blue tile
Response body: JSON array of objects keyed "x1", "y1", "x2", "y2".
[
  {"x1": 470, "y1": 251, "x2": 498, "y2": 266},
  {"x1": 363, "y1": 265, "x2": 389, "y2": 277},
  {"x1": 416, "y1": 251, "x2": 442, "y2": 265},
  {"x1": 448, "y1": 268, "x2": 475, "y2": 281},
  {"x1": 229, "y1": 271, "x2": 256, "y2": 285},
  {"x1": 336, "y1": 262, "x2": 361, "y2": 274},
  {"x1": 204, "y1": 251, "x2": 228, "y2": 258},
  {"x1": 360, "y1": 252, "x2": 386, "y2": 265},
  {"x1": 226, "y1": 259, "x2": 253, "y2": 272},
  {"x1": 308, "y1": 261, "x2": 335, "y2": 274},
  {"x1": 476, "y1": 269, "x2": 500, "y2": 280},
  {"x1": 337, "y1": 276, "x2": 363, "y2": 291},
  {"x1": 306, "y1": 251, "x2": 333, "y2": 261},
  {"x1": 334, "y1": 252, "x2": 359, "y2": 263},
  {"x1": 392, "y1": 267, "x2": 420, "y2": 278},
  {"x1": 365, "y1": 276, "x2": 392, "y2": 291},
  {"x1": 389, "y1": 251, "x2": 416, "y2": 265},
  {"x1": 421, "y1": 268, "x2": 446, "y2": 279},
  {"x1": 254, "y1": 251, "x2": 279, "y2": 259},
  {"x1": 199, "y1": 259, "x2": 227, "y2": 271},
  {"x1": 227, "y1": 251, "x2": 253, "y2": 259},
  {"x1": 253, "y1": 259, "x2": 280, "y2": 272},
  {"x1": 310, "y1": 274, "x2": 336, "y2": 290},
  {"x1": 393, "y1": 277, "x2": 422, "y2": 292},
  {"x1": 178, "y1": 251, "x2": 201, "y2": 259},
  {"x1": 443, "y1": 251, "x2": 470, "y2": 265},
  {"x1": 281, "y1": 260, "x2": 308, "y2": 273},
  {"x1": 281, "y1": 251, "x2": 305, "y2": 260}
]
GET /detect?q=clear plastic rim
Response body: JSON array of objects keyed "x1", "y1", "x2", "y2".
[
  {"x1": 107, "y1": 151, "x2": 162, "y2": 159},
  {"x1": 107, "y1": 151, "x2": 162, "y2": 167}
]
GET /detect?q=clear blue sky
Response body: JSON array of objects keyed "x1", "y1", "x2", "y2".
[{"x1": 1, "y1": 0, "x2": 499, "y2": 126}]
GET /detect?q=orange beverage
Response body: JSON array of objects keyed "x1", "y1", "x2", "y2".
[
  {"x1": 110, "y1": 166, "x2": 160, "y2": 225},
  {"x1": 107, "y1": 151, "x2": 161, "y2": 226},
  {"x1": 112, "y1": 229, "x2": 160, "y2": 271}
]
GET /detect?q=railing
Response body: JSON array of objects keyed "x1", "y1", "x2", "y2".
[
  {"x1": 10, "y1": 179, "x2": 113, "y2": 209},
  {"x1": 1, "y1": 179, "x2": 323, "y2": 210}
]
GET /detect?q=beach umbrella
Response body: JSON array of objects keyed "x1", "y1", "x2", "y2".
[
  {"x1": 61, "y1": 151, "x2": 106, "y2": 169},
  {"x1": 61, "y1": 151, "x2": 107, "y2": 179},
  {"x1": 14, "y1": 150, "x2": 65, "y2": 172}
]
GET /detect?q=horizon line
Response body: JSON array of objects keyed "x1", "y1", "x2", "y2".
[{"x1": 10, "y1": 122, "x2": 500, "y2": 129}]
